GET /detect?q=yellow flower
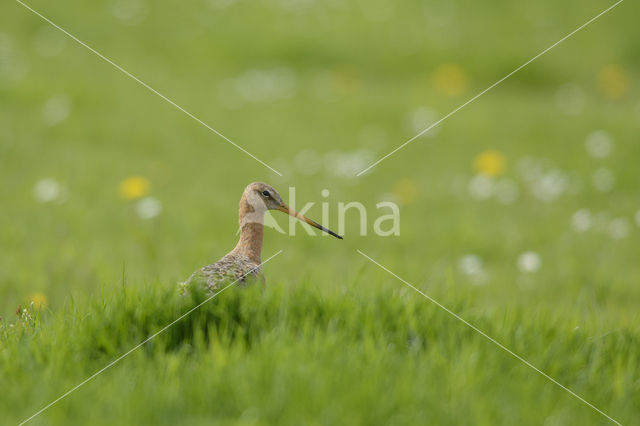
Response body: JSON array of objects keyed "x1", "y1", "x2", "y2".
[
  {"x1": 394, "y1": 179, "x2": 418, "y2": 204},
  {"x1": 432, "y1": 63, "x2": 468, "y2": 96},
  {"x1": 474, "y1": 150, "x2": 506, "y2": 177},
  {"x1": 598, "y1": 65, "x2": 630, "y2": 100},
  {"x1": 28, "y1": 292, "x2": 48, "y2": 309},
  {"x1": 119, "y1": 176, "x2": 150, "y2": 200}
]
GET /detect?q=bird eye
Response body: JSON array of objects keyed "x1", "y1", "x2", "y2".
[{"x1": 262, "y1": 190, "x2": 270, "y2": 197}]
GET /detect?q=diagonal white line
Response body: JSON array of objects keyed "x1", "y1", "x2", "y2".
[
  {"x1": 356, "y1": 0, "x2": 624, "y2": 176},
  {"x1": 356, "y1": 249, "x2": 622, "y2": 425},
  {"x1": 14, "y1": 0, "x2": 283, "y2": 177},
  {"x1": 18, "y1": 250, "x2": 284, "y2": 426}
]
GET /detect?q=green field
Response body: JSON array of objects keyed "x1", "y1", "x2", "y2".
[{"x1": 1, "y1": 0, "x2": 639, "y2": 424}]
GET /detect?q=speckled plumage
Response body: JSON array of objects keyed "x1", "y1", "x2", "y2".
[{"x1": 185, "y1": 251, "x2": 263, "y2": 291}]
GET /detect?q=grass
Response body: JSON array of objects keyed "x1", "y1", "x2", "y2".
[
  {"x1": 1, "y1": 0, "x2": 640, "y2": 424},
  {"x1": 2, "y1": 282, "x2": 639, "y2": 425}
]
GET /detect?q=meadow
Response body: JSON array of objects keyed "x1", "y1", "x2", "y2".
[{"x1": 1, "y1": 0, "x2": 639, "y2": 424}]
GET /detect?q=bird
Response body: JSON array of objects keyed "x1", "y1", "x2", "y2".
[{"x1": 184, "y1": 182, "x2": 342, "y2": 291}]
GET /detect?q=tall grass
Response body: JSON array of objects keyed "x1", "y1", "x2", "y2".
[{"x1": 2, "y1": 281, "x2": 638, "y2": 424}]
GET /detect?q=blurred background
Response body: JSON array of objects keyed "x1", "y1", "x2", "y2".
[{"x1": 1, "y1": 0, "x2": 638, "y2": 321}]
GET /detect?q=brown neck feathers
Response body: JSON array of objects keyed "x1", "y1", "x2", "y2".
[{"x1": 233, "y1": 193, "x2": 264, "y2": 263}]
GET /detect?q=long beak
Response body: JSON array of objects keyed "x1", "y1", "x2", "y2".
[{"x1": 277, "y1": 204, "x2": 343, "y2": 239}]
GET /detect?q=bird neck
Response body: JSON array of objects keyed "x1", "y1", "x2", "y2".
[
  {"x1": 233, "y1": 193, "x2": 265, "y2": 264},
  {"x1": 233, "y1": 222, "x2": 264, "y2": 264}
]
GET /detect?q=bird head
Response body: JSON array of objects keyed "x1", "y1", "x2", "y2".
[{"x1": 243, "y1": 182, "x2": 343, "y2": 239}]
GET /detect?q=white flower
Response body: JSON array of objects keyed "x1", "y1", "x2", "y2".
[
  {"x1": 608, "y1": 218, "x2": 630, "y2": 240},
  {"x1": 457, "y1": 254, "x2": 487, "y2": 285},
  {"x1": 42, "y1": 95, "x2": 71, "y2": 126},
  {"x1": 407, "y1": 107, "x2": 440, "y2": 138},
  {"x1": 458, "y1": 255, "x2": 482, "y2": 275},
  {"x1": 468, "y1": 175, "x2": 494, "y2": 200},
  {"x1": 324, "y1": 150, "x2": 374, "y2": 178},
  {"x1": 33, "y1": 178, "x2": 67, "y2": 203},
  {"x1": 135, "y1": 196, "x2": 162, "y2": 219},
  {"x1": 516, "y1": 158, "x2": 574, "y2": 202},
  {"x1": 571, "y1": 209, "x2": 592, "y2": 232},
  {"x1": 531, "y1": 169, "x2": 569, "y2": 202},
  {"x1": 585, "y1": 130, "x2": 613, "y2": 159},
  {"x1": 517, "y1": 251, "x2": 541, "y2": 273}
]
